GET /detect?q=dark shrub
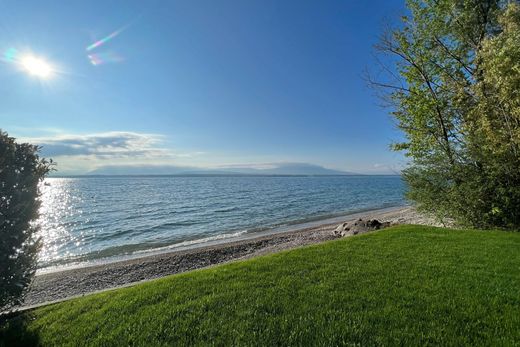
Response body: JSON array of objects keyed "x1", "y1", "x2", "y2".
[{"x1": 0, "y1": 131, "x2": 52, "y2": 312}]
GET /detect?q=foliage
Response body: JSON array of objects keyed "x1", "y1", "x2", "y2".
[
  {"x1": 1, "y1": 225, "x2": 520, "y2": 346},
  {"x1": 371, "y1": 0, "x2": 520, "y2": 228},
  {"x1": 467, "y1": 2, "x2": 520, "y2": 227},
  {"x1": 0, "y1": 131, "x2": 52, "y2": 312}
]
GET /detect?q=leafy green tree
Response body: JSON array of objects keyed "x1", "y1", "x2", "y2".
[
  {"x1": 370, "y1": 0, "x2": 520, "y2": 228},
  {"x1": 467, "y1": 2, "x2": 520, "y2": 227},
  {"x1": 0, "y1": 131, "x2": 53, "y2": 311}
]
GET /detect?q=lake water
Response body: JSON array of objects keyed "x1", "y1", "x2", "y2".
[{"x1": 37, "y1": 175, "x2": 405, "y2": 269}]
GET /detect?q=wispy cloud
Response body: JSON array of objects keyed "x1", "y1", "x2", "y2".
[
  {"x1": 17, "y1": 131, "x2": 205, "y2": 174},
  {"x1": 22, "y1": 131, "x2": 167, "y2": 158}
]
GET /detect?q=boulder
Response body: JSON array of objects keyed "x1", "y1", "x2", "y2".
[{"x1": 333, "y1": 218, "x2": 391, "y2": 237}]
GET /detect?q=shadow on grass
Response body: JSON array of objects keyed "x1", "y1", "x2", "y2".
[{"x1": 0, "y1": 311, "x2": 40, "y2": 347}]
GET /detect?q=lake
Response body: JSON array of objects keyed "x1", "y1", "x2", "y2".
[{"x1": 37, "y1": 175, "x2": 406, "y2": 269}]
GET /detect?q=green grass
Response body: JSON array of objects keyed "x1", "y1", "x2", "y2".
[{"x1": 2, "y1": 225, "x2": 520, "y2": 346}]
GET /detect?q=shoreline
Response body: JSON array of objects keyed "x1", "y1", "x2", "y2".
[
  {"x1": 37, "y1": 204, "x2": 407, "y2": 275},
  {"x1": 23, "y1": 205, "x2": 436, "y2": 309}
]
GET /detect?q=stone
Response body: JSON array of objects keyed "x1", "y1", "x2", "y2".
[{"x1": 333, "y1": 218, "x2": 392, "y2": 237}]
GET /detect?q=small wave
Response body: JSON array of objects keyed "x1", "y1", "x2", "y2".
[
  {"x1": 214, "y1": 206, "x2": 239, "y2": 213},
  {"x1": 147, "y1": 220, "x2": 201, "y2": 231},
  {"x1": 279, "y1": 203, "x2": 407, "y2": 227},
  {"x1": 38, "y1": 229, "x2": 250, "y2": 271},
  {"x1": 132, "y1": 229, "x2": 248, "y2": 255}
]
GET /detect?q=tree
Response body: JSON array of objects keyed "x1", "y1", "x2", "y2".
[
  {"x1": 467, "y1": 2, "x2": 520, "y2": 227},
  {"x1": 0, "y1": 131, "x2": 53, "y2": 312},
  {"x1": 369, "y1": 0, "x2": 520, "y2": 228}
]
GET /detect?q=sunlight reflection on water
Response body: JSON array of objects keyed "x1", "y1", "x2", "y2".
[{"x1": 38, "y1": 178, "x2": 85, "y2": 264}]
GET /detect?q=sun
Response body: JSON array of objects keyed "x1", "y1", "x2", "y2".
[{"x1": 20, "y1": 55, "x2": 53, "y2": 79}]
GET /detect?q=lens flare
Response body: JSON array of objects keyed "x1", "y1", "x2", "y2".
[
  {"x1": 87, "y1": 54, "x2": 103, "y2": 66},
  {"x1": 86, "y1": 25, "x2": 128, "y2": 51},
  {"x1": 87, "y1": 52, "x2": 123, "y2": 66},
  {"x1": 3, "y1": 47, "x2": 18, "y2": 62}
]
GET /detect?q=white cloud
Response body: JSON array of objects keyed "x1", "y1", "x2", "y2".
[
  {"x1": 18, "y1": 131, "x2": 204, "y2": 174},
  {"x1": 20, "y1": 131, "x2": 165, "y2": 157}
]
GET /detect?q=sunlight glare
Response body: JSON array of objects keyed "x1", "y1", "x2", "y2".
[{"x1": 20, "y1": 55, "x2": 53, "y2": 78}]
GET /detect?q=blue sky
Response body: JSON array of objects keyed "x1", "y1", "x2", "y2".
[{"x1": 0, "y1": 0, "x2": 407, "y2": 174}]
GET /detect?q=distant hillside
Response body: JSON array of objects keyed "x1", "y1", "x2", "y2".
[
  {"x1": 87, "y1": 165, "x2": 193, "y2": 176},
  {"x1": 224, "y1": 163, "x2": 356, "y2": 176},
  {"x1": 86, "y1": 163, "x2": 357, "y2": 176}
]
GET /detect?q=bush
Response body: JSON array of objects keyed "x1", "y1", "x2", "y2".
[
  {"x1": 0, "y1": 131, "x2": 52, "y2": 312},
  {"x1": 371, "y1": 0, "x2": 520, "y2": 229}
]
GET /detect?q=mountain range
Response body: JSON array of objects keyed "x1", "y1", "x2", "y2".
[{"x1": 85, "y1": 163, "x2": 357, "y2": 176}]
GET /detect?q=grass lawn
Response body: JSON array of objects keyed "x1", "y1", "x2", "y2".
[{"x1": 1, "y1": 225, "x2": 520, "y2": 346}]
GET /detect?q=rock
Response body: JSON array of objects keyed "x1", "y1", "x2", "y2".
[
  {"x1": 333, "y1": 218, "x2": 392, "y2": 237},
  {"x1": 334, "y1": 222, "x2": 348, "y2": 234}
]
